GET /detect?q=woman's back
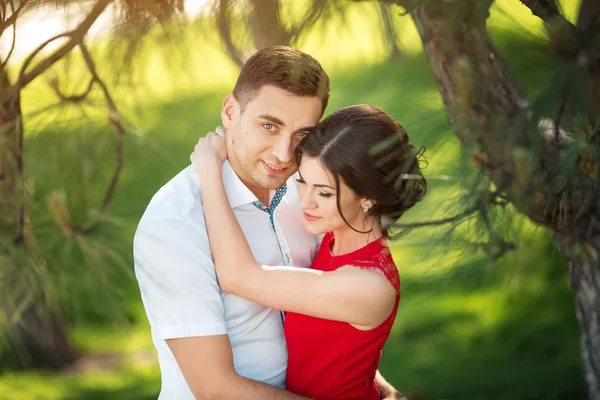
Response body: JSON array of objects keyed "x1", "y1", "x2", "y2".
[{"x1": 285, "y1": 232, "x2": 400, "y2": 400}]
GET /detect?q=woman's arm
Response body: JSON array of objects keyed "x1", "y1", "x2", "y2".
[{"x1": 192, "y1": 132, "x2": 397, "y2": 328}]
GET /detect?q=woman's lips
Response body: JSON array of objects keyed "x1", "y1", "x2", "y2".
[{"x1": 304, "y1": 212, "x2": 321, "y2": 222}]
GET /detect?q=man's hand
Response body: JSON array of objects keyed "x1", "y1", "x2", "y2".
[
  {"x1": 382, "y1": 392, "x2": 407, "y2": 400},
  {"x1": 375, "y1": 370, "x2": 407, "y2": 400}
]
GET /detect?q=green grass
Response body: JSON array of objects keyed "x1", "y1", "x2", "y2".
[{"x1": 0, "y1": 1, "x2": 588, "y2": 399}]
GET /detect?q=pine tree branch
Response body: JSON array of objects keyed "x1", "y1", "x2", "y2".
[
  {"x1": 74, "y1": 43, "x2": 124, "y2": 235},
  {"x1": 288, "y1": 0, "x2": 332, "y2": 44},
  {"x1": 49, "y1": 77, "x2": 95, "y2": 103},
  {"x1": 470, "y1": 239, "x2": 516, "y2": 260},
  {"x1": 0, "y1": 0, "x2": 28, "y2": 37},
  {"x1": 577, "y1": 0, "x2": 600, "y2": 30},
  {"x1": 17, "y1": 33, "x2": 72, "y2": 85},
  {"x1": 409, "y1": 1, "x2": 598, "y2": 240},
  {"x1": 215, "y1": 0, "x2": 245, "y2": 68},
  {"x1": 393, "y1": 205, "x2": 478, "y2": 229},
  {"x1": 554, "y1": 93, "x2": 567, "y2": 146},
  {"x1": 519, "y1": 0, "x2": 564, "y2": 23},
  {"x1": 521, "y1": 0, "x2": 600, "y2": 68},
  {"x1": 16, "y1": 0, "x2": 111, "y2": 90},
  {"x1": 353, "y1": 0, "x2": 402, "y2": 4},
  {"x1": 393, "y1": 191, "x2": 506, "y2": 229},
  {"x1": 1, "y1": 11, "x2": 17, "y2": 68},
  {"x1": 1, "y1": 1, "x2": 7, "y2": 22}
]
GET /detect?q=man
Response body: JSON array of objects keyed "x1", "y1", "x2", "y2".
[{"x1": 134, "y1": 45, "x2": 403, "y2": 399}]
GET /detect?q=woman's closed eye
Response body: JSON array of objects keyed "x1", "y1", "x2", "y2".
[{"x1": 297, "y1": 178, "x2": 333, "y2": 198}]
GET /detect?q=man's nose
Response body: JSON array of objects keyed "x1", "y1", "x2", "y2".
[{"x1": 272, "y1": 135, "x2": 294, "y2": 164}]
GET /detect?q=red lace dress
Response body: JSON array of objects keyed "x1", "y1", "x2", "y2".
[{"x1": 284, "y1": 232, "x2": 400, "y2": 400}]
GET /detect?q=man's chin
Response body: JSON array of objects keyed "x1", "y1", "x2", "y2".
[{"x1": 252, "y1": 172, "x2": 293, "y2": 190}]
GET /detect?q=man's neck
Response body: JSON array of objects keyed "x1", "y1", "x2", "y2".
[
  {"x1": 252, "y1": 188, "x2": 271, "y2": 207},
  {"x1": 228, "y1": 155, "x2": 270, "y2": 206}
]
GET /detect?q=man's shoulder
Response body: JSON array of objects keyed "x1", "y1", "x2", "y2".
[
  {"x1": 142, "y1": 165, "x2": 202, "y2": 216},
  {"x1": 137, "y1": 165, "x2": 207, "y2": 232},
  {"x1": 133, "y1": 167, "x2": 210, "y2": 258}
]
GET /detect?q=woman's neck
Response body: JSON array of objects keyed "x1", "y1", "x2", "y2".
[{"x1": 331, "y1": 221, "x2": 383, "y2": 256}]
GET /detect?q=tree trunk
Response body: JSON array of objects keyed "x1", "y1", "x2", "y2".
[
  {"x1": 2, "y1": 272, "x2": 80, "y2": 370},
  {"x1": 4, "y1": 297, "x2": 79, "y2": 369},
  {"x1": 408, "y1": 1, "x2": 600, "y2": 398},
  {"x1": 0, "y1": 62, "x2": 78, "y2": 370},
  {"x1": 576, "y1": 0, "x2": 600, "y2": 31},
  {"x1": 577, "y1": 0, "x2": 600, "y2": 125},
  {"x1": 216, "y1": 0, "x2": 246, "y2": 68},
  {"x1": 248, "y1": 0, "x2": 289, "y2": 50},
  {"x1": 557, "y1": 236, "x2": 600, "y2": 400}
]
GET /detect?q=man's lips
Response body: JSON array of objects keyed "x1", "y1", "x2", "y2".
[{"x1": 261, "y1": 160, "x2": 288, "y2": 175}]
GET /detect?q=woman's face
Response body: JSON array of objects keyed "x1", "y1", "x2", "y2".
[{"x1": 296, "y1": 156, "x2": 368, "y2": 235}]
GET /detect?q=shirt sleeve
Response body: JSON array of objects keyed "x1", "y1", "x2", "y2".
[{"x1": 133, "y1": 217, "x2": 226, "y2": 339}]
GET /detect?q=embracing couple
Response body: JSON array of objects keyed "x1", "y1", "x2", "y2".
[{"x1": 134, "y1": 46, "x2": 427, "y2": 400}]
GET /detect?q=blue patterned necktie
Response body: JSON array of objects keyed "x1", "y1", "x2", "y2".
[
  {"x1": 253, "y1": 184, "x2": 288, "y2": 326},
  {"x1": 253, "y1": 184, "x2": 288, "y2": 228}
]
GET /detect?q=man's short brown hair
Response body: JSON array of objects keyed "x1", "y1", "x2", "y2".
[{"x1": 233, "y1": 46, "x2": 330, "y2": 115}]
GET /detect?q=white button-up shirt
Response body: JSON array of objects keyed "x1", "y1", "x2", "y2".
[{"x1": 134, "y1": 161, "x2": 320, "y2": 399}]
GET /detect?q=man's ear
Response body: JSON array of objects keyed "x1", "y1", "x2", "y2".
[{"x1": 221, "y1": 93, "x2": 239, "y2": 130}]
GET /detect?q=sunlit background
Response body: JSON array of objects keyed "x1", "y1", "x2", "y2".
[{"x1": 0, "y1": 1, "x2": 588, "y2": 399}]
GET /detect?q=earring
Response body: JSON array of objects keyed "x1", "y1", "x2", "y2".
[{"x1": 362, "y1": 203, "x2": 371, "y2": 212}]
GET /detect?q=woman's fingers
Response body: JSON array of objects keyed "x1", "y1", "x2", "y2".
[{"x1": 215, "y1": 127, "x2": 227, "y2": 141}]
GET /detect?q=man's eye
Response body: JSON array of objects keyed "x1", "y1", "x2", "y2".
[
  {"x1": 296, "y1": 131, "x2": 308, "y2": 139},
  {"x1": 263, "y1": 123, "x2": 276, "y2": 131}
]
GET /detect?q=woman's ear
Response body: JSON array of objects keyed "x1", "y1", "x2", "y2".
[
  {"x1": 362, "y1": 197, "x2": 376, "y2": 208},
  {"x1": 361, "y1": 199, "x2": 375, "y2": 213},
  {"x1": 221, "y1": 93, "x2": 239, "y2": 130}
]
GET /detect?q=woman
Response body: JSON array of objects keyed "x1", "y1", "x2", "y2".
[{"x1": 190, "y1": 105, "x2": 427, "y2": 399}]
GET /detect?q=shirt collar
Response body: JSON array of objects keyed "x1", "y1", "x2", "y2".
[
  {"x1": 221, "y1": 160, "x2": 259, "y2": 208},
  {"x1": 253, "y1": 184, "x2": 288, "y2": 212}
]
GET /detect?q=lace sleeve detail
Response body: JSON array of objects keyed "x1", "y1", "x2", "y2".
[{"x1": 349, "y1": 249, "x2": 400, "y2": 291}]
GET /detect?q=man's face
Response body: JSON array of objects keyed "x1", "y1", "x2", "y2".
[{"x1": 223, "y1": 85, "x2": 323, "y2": 193}]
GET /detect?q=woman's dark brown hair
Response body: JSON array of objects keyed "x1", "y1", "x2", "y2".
[{"x1": 297, "y1": 104, "x2": 427, "y2": 239}]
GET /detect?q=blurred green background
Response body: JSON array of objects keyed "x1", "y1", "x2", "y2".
[{"x1": 0, "y1": 1, "x2": 587, "y2": 399}]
